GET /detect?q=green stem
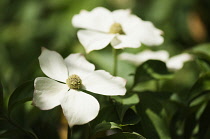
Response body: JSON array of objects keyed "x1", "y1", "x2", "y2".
[
  {"x1": 113, "y1": 48, "x2": 118, "y2": 76},
  {"x1": 67, "y1": 126, "x2": 72, "y2": 139}
]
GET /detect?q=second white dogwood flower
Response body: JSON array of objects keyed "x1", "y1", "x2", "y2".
[
  {"x1": 119, "y1": 50, "x2": 193, "y2": 70},
  {"x1": 32, "y1": 48, "x2": 126, "y2": 127},
  {"x1": 72, "y1": 7, "x2": 164, "y2": 53}
]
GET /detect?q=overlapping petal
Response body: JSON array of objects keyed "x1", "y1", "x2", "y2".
[
  {"x1": 111, "y1": 35, "x2": 140, "y2": 49},
  {"x1": 77, "y1": 30, "x2": 115, "y2": 53},
  {"x1": 72, "y1": 7, "x2": 114, "y2": 32},
  {"x1": 112, "y1": 10, "x2": 141, "y2": 29},
  {"x1": 64, "y1": 53, "x2": 95, "y2": 78},
  {"x1": 38, "y1": 48, "x2": 68, "y2": 82},
  {"x1": 112, "y1": 9, "x2": 131, "y2": 24},
  {"x1": 61, "y1": 90, "x2": 100, "y2": 127},
  {"x1": 132, "y1": 21, "x2": 164, "y2": 46},
  {"x1": 82, "y1": 70, "x2": 126, "y2": 96},
  {"x1": 33, "y1": 77, "x2": 69, "y2": 110}
]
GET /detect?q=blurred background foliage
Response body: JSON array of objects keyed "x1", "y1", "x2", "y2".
[{"x1": 0, "y1": 0, "x2": 210, "y2": 138}]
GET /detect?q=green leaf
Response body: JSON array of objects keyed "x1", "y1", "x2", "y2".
[
  {"x1": 121, "y1": 108, "x2": 141, "y2": 125},
  {"x1": 112, "y1": 93, "x2": 140, "y2": 122},
  {"x1": 91, "y1": 105, "x2": 120, "y2": 127},
  {"x1": 0, "y1": 130, "x2": 23, "y2": 138},
  {"x1": 134, "y1": 60, "x2": 173, "y2": 86},
  {"x1": 188, "y1": 72, "x2": 210, "y2": 105},
  {"x1": 0, "y1": 81, "x2": 3, "y2": 115},
  {"x1": 0, "y1": 129, "x2": 38, "y2": 139},
  {"x1": 100, "y1": 132, "x2": 146, "y2": 139},
  {"x1": 92, "y1": 122, "x2": 122, "y2": 135},
  {"x1": 198, "y1": 102, "x2": 210, "y2": 139},
  {"x1": 146, "y1": 109, "x2": 171, "y2": 139},
  {"x1": 8, "y1": 80, "x2": 34, "y2": 117},
  {"x1": 135, "y1": 91, "x2": 172, "y2": 138},
  {"x1": 191, "y1": 43, "x2": 210, "y2": 62}
]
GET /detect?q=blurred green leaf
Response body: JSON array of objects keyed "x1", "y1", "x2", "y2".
[
  {"x1": 8, "y1": 80, "x2": 34, "y2": 117},
  {"x1": 100, "y1": 132, "x2": 146, "y2": 139},
  {"x1": 0, "y1": 129, "x2": 38, "y2": 139},
  {"x1": 191, "y1": 43, "x2": 210, "y2": 72},
  {"x1": 112, "y1": 93, "x2": 140, "y2": 122},
  {"x1": 134, "y1": 60, "x2": 173, "y2": 86},
  {"x1": 121, "y1": 108, "x2": 141, "y2": 126},
  {"x1": 0, "y1": 130, "x2": 23, "y2": 138},
  {"x1": 135, "y1": 91, "x2": 171, "y2": 138},
  {"x1": 191, "y1": 43, "x2": 210, "y2": 61},
  {"x1": 198, "y1": 102, "x2": 210, "y2": 139},
  {"x1": 146, "y1": 109, "x2": 171, "y2": 139},
  {"x1": 188, "y1": 72, "x2": 210, "y2": 105},
  {"x1": 0, "y1": 81, "x2": 3, "y2": 115},
  {"x1": 196, "y1": 59, "x2": 210, "y2": 72},
  {"x1": 92, "y1": 122, "x2": 122, "y2": 136},
  {"x1": 183, "y1": 111, "x2": 197, "y2": 139},
  {"x1": 91, "y1": 105, "x2": 120, "y2": 127}
]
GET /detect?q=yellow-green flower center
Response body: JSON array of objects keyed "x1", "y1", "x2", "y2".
[
  {"x1": 109, "y1": 23, "x2": 125, "y2": 34},
  {"x1": 66, "y1": 74, "x2": 82, "y2": 89}
]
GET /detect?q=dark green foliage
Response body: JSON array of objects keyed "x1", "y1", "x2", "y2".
[
  {"x1": 1, "y1": 0, "x2": 210, "y2": 138},
  {"x1": 134, "y1": 60, "x2": 173, "y2": 87}
]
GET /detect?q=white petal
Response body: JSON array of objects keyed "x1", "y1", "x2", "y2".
[
  {"x1": 77, "y1": 30, "x2": 115, "y2": 53},
  {"x1": 82, "y1": 70, "x2": 126, "y2": 96},
  {"x1": 123, "y1": 18, "x2": 164, "y2": 46},
  {"x1": 119, "y1": 50, "x2": 169, "y2": 65},
  {"x1": 111, "y1": 35, "x2": 141, "y2": 49},
  {"x1": 138, "y1": 21, "x2": 164, "y2": 46},
  {"x1": 33, "y1": 77, "x2": 68, "y2": 110},
  {"x1": 166, "y1": 53, "x2": 193, "y2": 70},
  {"x1": 61, "y1": 90, "x2": 99, "y2": 127},
  {"x1": 39, "y1": 48, "x2": 68, "y2": 82},
  {"x1": 72, "y1": 7, "x2": 114, "y2": 32},
  {"x1": 64, "y1": 53, "x2": 95, "y2": 78},
  {"x1": 137, "y1": 21, "x2": 164, "y2": 46},
  {"x1": 112, "y1": 9, "x2": 133, "y2": 24}
]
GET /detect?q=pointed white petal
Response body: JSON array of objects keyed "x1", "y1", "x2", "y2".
[
  {"x1": 166, "y1": 53, "x2": 193, "y2": 70},
  {"x1": 72, "y1": 7, "x2": 114, "y2": 32},
  {"x1": 38, "y1": 48, "x2": 68, "y2": 82},
  {"x1": 111, "y1": 35, "x2": 140, "y2": 49},
  {"x1": 112, "y1": 9, "x2": 132, "y2": 24},
  {"x1": 122, "y1": 15, "x2": 164, "y2": 46},
  {"x1": 64, "y1": 53, "x2": 95, "y2": 78},
  {"x1": 135, "y1": 21, "x2": 163, "y2": 46},
  {"x1": 77, "y1": 30, "x2": 115, "y2": 53},
  {"x1": 83, "y1": 70, "x2": 126, "y2": 96},
  {"x1": 33, "y1": 77, "x2": 68, "y2": 110},
  {"x1": 119, "y1": 50, "x2": 169, "y2": 65},
  {"x1": 137, "y1": 21, "x2": 164, "y2": 46},
  {"x1": 61, "y1": 90, "x2": 99, "y2": 127}
]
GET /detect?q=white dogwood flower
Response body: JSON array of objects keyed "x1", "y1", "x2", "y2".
[
  {"x1": 119, "y1": 50, "x2": 193, "y2": 70},
  {"x1": 72, "y1": 7, "x2": 164, "y2": 53},
  {"x1": 32, "y1": 48, "x2": 126, "y2": 127}
]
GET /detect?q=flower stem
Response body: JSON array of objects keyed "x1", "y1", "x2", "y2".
[{"x1": 113, "y1": 48, "x2": 118, "y2": 76}]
